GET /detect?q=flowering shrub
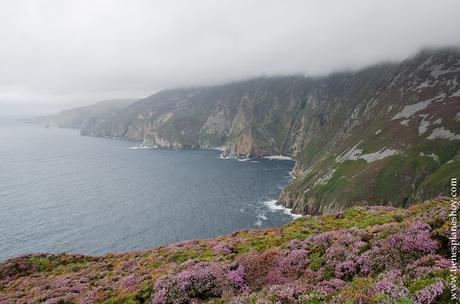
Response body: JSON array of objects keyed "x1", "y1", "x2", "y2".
[
  {"x1": 80, "y1": 291, "x2": 98, "y2": 304},
  {"x1": 373, "y1": 270, "x2": 409, "y2": 302},
  {"x1": 284, "y1": 249, "x2": 309, "y2": 267},
  {"x1": 413, "y1": 280, "x2": 445, "y2": 304},
  {"x1": 151, "y1": 262, "x2": 226, "y2": 303},
  {"x1": 52, "y1": 277, "x2": 71, "y2": 288},
  {"x1": 212, "y1": 242, "x2": 235, "y2": 255},
  {"x1": 265, "y1": 284, "x2": 298, "y2": 302},
  {"x1": 358, "y1": 221, "x2": 438, "y2": 276},
  {"x1": 265, "y1": 249, "x2": 311, "y2": 284},
  {"x1": 407, "y1": 254, "x2": 451, "y2": 279},
  {"x1": 120, "y1": 275, "x2": 139, "y2": 290},
  {"x1": 305, "y1": 231, "x2": 337, "y2": 248},
  {"x1": 335, "y1": 260, "x2": 357, "y2": 279},
  {"x1": 238, "y1": 250, "x2": 282, "y2": 290},
  {"x1": 121, "y1": 259, "x2": 137, "y2": 271},
  {"x1": 227, "y1": 264, "x2": 250, "y2": 293},
  {"x1": 325, "y1": 245, "x2": 351, "y2": 266},
  {"x1": 316, "y1": 278, "x2": 348, "y2": 294},
  {"x1": 0, "y1": 199, "x2": 452, "y2": 304}
]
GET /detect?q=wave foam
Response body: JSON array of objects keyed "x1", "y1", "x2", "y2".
[
  {"x1": 263, "y1": 199, "x2": 302, "y2": 219},
  {"x1": 254, "y1": 213, "x2": 268, "y2": 227},
  {"x1": 128, "y1": 145, "x2": 156, "y2": 150},
  {"x1": 218, "y1": 153, "x2": 232, "y2": 159},
  {"x1": 263, "y1": 155, "x2": 293, "y2": 161},
  {"x1": 257, "y1": 214, "x2": 268, "y2": 220},
  {"x1": 237, "y1": 157, "x2": 252, "y2": 162}
]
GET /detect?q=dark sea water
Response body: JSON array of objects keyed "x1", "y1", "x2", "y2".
[{"x1": 0, "y1": 120, "x2": 296, "y2": 261}]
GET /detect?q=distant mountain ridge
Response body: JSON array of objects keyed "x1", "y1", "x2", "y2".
[
  {"x1": 32, "y1": 98, "x2": 137, "y2": 130},
  {"x1": 78, "y1": 48, "x2": 459, "y2": 214}
]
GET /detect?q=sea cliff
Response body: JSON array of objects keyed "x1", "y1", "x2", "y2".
[{"x1": 78, "y1": 48, "x2": 460, "y2": 214}]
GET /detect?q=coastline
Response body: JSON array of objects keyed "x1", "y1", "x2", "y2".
[{"x1": 36, "y1": 123, "x2": 303, "y2": 219}]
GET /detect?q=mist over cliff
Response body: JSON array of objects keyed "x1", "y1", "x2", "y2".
[
  {"x1": 31, "y1": 99, "x2": 137, "y2": 129},
  {"x1": 67, "y1": 48, "x2": 460, "y2": 214}
]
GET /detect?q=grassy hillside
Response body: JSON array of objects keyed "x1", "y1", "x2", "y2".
[{"x1": 0, "y1": 199, "x2": 456, "y2": 303}]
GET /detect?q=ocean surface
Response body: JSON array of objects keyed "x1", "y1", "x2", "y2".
[{"x1": 0, "y1": 120, "x2": 297, "y2": 261}]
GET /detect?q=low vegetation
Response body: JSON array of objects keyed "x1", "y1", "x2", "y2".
[{"x1": 0, "y1": 199, "x2": 456, "y2": 303}]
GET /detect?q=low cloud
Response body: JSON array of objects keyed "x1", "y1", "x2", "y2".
[{"x1": 1, "y1": 0, "x2": 459, "y2": 113}]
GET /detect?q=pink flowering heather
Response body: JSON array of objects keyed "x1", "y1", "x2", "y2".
[
  {"x1": 373, "y1": 270, "x2": 409, "y2": 301},
  {"x1": 80, "y1": 291, "x2": 98, "y2": 304},
  {"x1": 397, "y1": 222, "x2": 437, "y2": 253},
  {"x1": 227, "y1": 264, "x2": 250, "y2": 293},
  {"x1": 325, "y1": 245, "x2": 350, "y2": 265},
  {"x1": 305, "y1": 231, "x2": 337, "y2": 247},
  {"x1": 176, "y1": 263, "x2": 225, "y2": 294},
  {"x1": 286, "y1": 239, "x2": 302, "y2": 249},
  {"x1": 407, "y1": 254, "x2": 451, "y2": 279},
  {"x1": 413, "y1": 280, "x2": 445, "y2": 304},
  {"x1": 280, "y1": 249, "x2": 309, "y2": 271},
  {"x1": 121, "y1": 259, "x2": 137, "y2": 271},
  {"x1": 262, "y1": 279, "x2": 316, "y2": 303},
  {"x1": 266, "y1": 284, "x2": 298, "y2": 302},
  {"x1": 212, "y1": 242, "x2": 234, "y2": 255},
  {"x1": 352, "y1": 240, "x2": 368, "y2": 252},
  {"x1": 51, "y1": 277, "x2": 71, "y2": 288},
  {"x1": 413, "y1": 205, "x2": 450, "y2": 227},
  {"x1": 44, "y1": 298, "x2": 76, "y2": 304},
  {"x1": 334, "y1": 260, "x2": 357, "y2": 279},
  {"x1": 259, "y1": 249, "x2": 311, "y2": 284},
  {"x1": 316, "y1": 279, "x2": 348, "y2": 294},
  {"x1": 356, "y1": 250, "x2": 378, "y2": 275},
  {"x1": 151, "y1": 274, "x2": 188, "y2": 304},
  {"x1": 358, "y1": 221, "x2": 438, "y2": 275},
  {"x1": 238, "y1": 250, "x2": 282, "y2": 290},
  {"x1": 120, "y1": 275, "x2": 138, "y2": 290},
  {"x1": 151, "y1": 262, "x2": 226, "y2": 303},
  {"x1": 0, "y1": 199, "x2": 452, "y2": 304},
  {"x1": 368, "y1": 222, "x2": 400, "y2": 236},
  {"x1": 368, "y1": 205, "x2": 396, "y2": 212},
  {"x1": 265, "y1": 267, "x2": 290, "y2": 285}
]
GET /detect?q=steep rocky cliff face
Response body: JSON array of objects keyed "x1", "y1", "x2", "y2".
[{"x1": 82, "y1": 48, "x2": 460, "y2": 214}]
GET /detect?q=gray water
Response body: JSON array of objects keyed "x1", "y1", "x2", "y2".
[{"x1": 0, "y1": 121, "x2": 296, "y2": 261}]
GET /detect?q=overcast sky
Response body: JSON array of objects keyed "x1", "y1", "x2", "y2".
[{"x1": 1, "y1": 0, "x2": 460, "y2": 115}]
